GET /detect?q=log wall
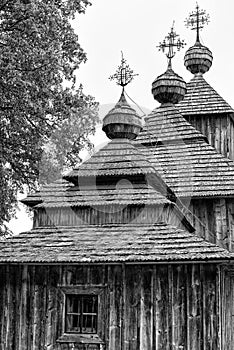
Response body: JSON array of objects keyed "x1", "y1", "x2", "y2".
[
  {"x1": 0, "y1": 263, "x2": 227, "y2": 350},
  {"x1": 185, "y1": 114, "x2": 234, "y2": 161}
]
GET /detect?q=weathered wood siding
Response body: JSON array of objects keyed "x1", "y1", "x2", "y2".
[
  {"x1": 185, "y1": 114, "x2": 234, "y2": 161},
  {"x1": 188, "y1": 198, "x2": 234, "y2": 251},
  {"x1": 221, "y1": 265, "x2": 234, "y2": 350},
  {"x1": 0, "y1": 264, "x2": 223, "y2": 350},
  {"x1": 33, "y1": 204, "x2": 190, "y2": 232}
]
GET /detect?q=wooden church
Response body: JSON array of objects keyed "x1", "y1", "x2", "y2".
[{"x1": 0, "y1": 5, "x2": 233, "y2": 350}]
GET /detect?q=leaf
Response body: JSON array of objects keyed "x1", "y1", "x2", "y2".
[{"x1": 0, "y1": 0, "x2": 99, "y2": 234}]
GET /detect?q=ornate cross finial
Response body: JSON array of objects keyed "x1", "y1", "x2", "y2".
[
  {"x1": 157, "y1": 22, "x2": 186, "y2": 69},
  {"x1": 185, "y1": 3, "x2": 210, "y2": 43},
  {"x1": 109, "y1": 52, "x2": 138, "y2": 90}
]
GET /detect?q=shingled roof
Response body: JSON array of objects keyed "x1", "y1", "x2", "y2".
[
  {"x1": 25, "y1": 181, "x2": 171, "y2": 208},
  {"x1": 139, "y1": 140, "x2": 234, "y2": 198},
  {"x1": 0, "y1": 224, "x2": 231, "y2": 263},
  {"x1": 135, "y1": 103, "x2": 206, "y2": 145},
  {"x1": 64, "y1": 139, "x2": 157, "y2": 179},
  {"x1": 177, "y1": 73, "x2": 234, "y2": 116},
  {"x1": 135, "y1": 104, "x2": 234, "y2": 198},
  {"x1": 22, "y1": 138, "x2": 175, "y2": 208}
]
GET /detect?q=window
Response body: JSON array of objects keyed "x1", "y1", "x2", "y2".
[
  {"x1": 66, "y1": 294, "x2": 98, "y2": 334},
  {"x1": 58, "y1": 286, "x2": 105, "y2": 349}
]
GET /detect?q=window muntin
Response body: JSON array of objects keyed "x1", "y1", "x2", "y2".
[{"x1": 65, "y1": 294, "x2": 98, "y2": 334}]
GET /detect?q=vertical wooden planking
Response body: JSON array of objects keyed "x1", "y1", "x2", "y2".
[
  {"x1": 140, "y1": 266, "x2": 153, "y2": 350},
  {"x1": 168, "y1": 265, "x2": 173, "y2": 350},
  {"x1": 124, "y1": 266, "x2": 141, "y2": 350},
  {"x1": 220, "y1": 265, "x2": 234, "y2": 350},
  {"x1": 226, "y1": 200, "x2": 234, "y2": 252},
  {"x1": 203, "y1": 265, "x2": 218, "y2": 350},
  {"x1": 0, "y1": 266, "x2": 5, "y2": 349},
  {"x1": 216, "y1": 266, "x2": 221, "y2": 350},
  {"x1": 19, "y1": 265, "x2": 28, "y2": 349},
  {"x1": 215, "y1": 116, "x2": 221, "y2": 154},
  {"x1": 172, "y1": 265, "x2": 186, "y2": 350},
  {"x1": 207, "y1": 116, "x2": 212, "y2": 146},
  {"x1": 155, "y1": 265, "x2": 169, "y2": 350},
  {"x1": 230, "y1": 268, "x2": 234, "y2": 349},
  {"x1": 108, "y1": 265, "x2": 123, "y2": 350},
  {"x1": 14, "y1": 265, "x2": 21, "y2": 350},
  {"x1": 26, "y1": 266, "x2": 33, "y2": 350},
  {"x1": 32, "y1": 266, "x2": 40, "y2": 350},
  {"x1": 187, "y1": 264, "x2": 202, "y2": 350},
  {"x1": 45, "y1": 266, "x2": 59, "y2": 349},
  {"x1": 90, "y1": 265, "x2": 105, "y2": 285},
  {"x1": 5, "y1": 265, "x2": 13, "y2": 350}
]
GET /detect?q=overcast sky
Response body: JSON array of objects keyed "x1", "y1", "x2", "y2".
[
  {"x1": 76, "y1": 0, "x2": 234, "y2": 110},
  {"x1": 9, "y1": 0, "x2": 234, "y2": 233}
]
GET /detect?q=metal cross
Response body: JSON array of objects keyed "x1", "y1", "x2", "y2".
[
  {"x1": 109, "y1": 52, "x2": 138, "y2": 89},
  {"x1": 185, "y1": 3, "x2": 210, "y2": 42},
  {"x1": 157, "y1": 22, "x2": 186, "y2": 69}
]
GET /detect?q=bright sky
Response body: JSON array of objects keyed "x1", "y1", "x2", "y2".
[
  {"x1": 76, "y1": 0, "x2": 234, "y2": 109},
  {"x1": 8, "y1": 0, "x2": 234, "y2": 234}
]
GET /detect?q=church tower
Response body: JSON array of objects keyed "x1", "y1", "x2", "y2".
[{"x1": 178, "y1": 4, "x2": 234, "y2": 160}]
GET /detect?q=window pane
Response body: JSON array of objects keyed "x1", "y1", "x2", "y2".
[
  {"x1": 83, "y1": 295, "x2": 97, "y2": 313},
  {"x1": 65, "y1": 294, "x2": 98, "y2": 334},
  {"x1": 82, "y1": 314, "x2": 97, "y2": 333}
]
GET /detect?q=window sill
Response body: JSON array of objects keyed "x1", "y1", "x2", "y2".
[{"x1": 57, "y1": 334, "x2": 104, "y2": 344}]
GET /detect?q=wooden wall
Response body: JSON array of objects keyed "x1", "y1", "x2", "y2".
[
  {"x1": 0, "y1": 263, "x2": 227, "y2": 350},
  {"x1": 33, "y1": 204, "x2": 190, "y2": 232},
  {"x1": 185, "y1": 114, "x2": 234, "y2": 161},
  {"x1": 188, "y1": 198, "x2": 234, "y2": 252},
  {"x1": 221, "y1": 265, "x2": 234, "y2": 350}
]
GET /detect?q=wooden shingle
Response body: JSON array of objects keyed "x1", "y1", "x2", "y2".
[
  {"x1": 177, "y1": 73, "x2": 234, "y2": 116},
  {"x1": 135, "y1": 103, "x2": 206, "y2": 145},
  {"x1": 0, "y1": 224, "x2": 231, "y2": 263}
]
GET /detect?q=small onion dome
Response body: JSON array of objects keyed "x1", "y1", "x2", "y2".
[
  {"x1": 184, "y1": 41, "x2": 213, "y2": 74},
  {"x1": 152, "y1": 67, "x2": 186, "y2": 104},
  {"x1": 102, "y1": 91, "x2": 142, "y2": 140}
]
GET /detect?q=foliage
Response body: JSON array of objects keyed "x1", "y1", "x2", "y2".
[{"x1": 0, "y1": 0, "x2": 99, "y2": 233}]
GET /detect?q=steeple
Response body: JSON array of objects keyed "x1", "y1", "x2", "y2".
[
  {"x1": 184, "y1": 3, "x2": 213, "y2": 75},
  {"x1": 152, "y1": 24, "x2": 186, "y2": 104},
  {"x1": 102, "y1": 53, "x2": 142, "y2": 140}
]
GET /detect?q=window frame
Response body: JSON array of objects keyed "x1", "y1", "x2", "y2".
[
  {"x1": 58, "y1": 285, "x2": 106, "y2": 345},
  {"x1": 65, "y1": 293, "x2": 98, "y2": 334}
]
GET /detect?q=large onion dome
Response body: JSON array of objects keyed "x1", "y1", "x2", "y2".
[
  {"x1": 152, "y1": 67, "x2": 187, "y2": 104},
  {"x1": 184, "y1": 41, "x2": 213, "y2": 74},
  {"x1": 102, "y1": 90, "x2": 142, "y2": 140}
]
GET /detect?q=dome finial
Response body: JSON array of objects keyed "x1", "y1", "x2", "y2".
[
  {"x1": 185, "y1": 2, "x2": 210, "y2": 44},
  {"x1": 152, "y1": 24, "x2": 186, "y2": 104},
  {"x1": 103, "y1": 53, "x2": 142, "y2": 140},
  {"x1": 109, "y1": 51, "x2": 138, "y2": 93},
  {"x1": 157, "y1": 21, "x2": 186, "y2": 70},
  {"x1": 184, "y1": 4, "x2": 213, "y2": 75}
]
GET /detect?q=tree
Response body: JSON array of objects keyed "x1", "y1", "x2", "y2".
[{"x1": 0, "y1": 0, "x2": 99, "y2": 234}]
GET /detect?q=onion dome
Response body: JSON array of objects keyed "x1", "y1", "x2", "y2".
[
  {"x1": 103, "y1": 52, "x2": 142, "y2": 140},
  {"x1": 102, "y1": 90, "x2": 142, "y2": 140},
  {"x1": 184, "y1": 41, "x2": 213, "y2": 74},
  {"x1": 153, "y1": 24, "x2": 186, "y2": 104},
  {"x1": 152, "y1": 67, "x2": 186, "y2": 104},
  {"x1": 185, "y1": 4, "x2": 212, "y2": 74}
]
